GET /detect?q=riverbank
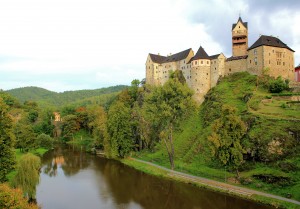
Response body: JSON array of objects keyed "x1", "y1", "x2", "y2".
[
  {"x1": 121, "y1": 157, "x2": 300, "y2": 209},
  {"x1": 6, "y1": 148, "x2": 49, "y2": 183}
]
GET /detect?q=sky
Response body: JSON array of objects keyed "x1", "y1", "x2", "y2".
[{"x1": 0, "y1": 0, "x2": 300, "y2": 92}]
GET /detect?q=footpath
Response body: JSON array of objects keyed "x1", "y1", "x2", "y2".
[{"x1": 131, "y1": 158, "x2": 300, "y2": 206}]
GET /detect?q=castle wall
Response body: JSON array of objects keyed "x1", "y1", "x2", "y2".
[
  {"x1": 210, "y1": 54, "x2": 226, "y2": 88},
  {"x1": 248, "y1": 46, "x2": 294, "y2": 80},
  {"x1": 224, "y1": 58, "x2": 247, "y2": 75}
]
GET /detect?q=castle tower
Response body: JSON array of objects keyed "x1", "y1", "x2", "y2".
[
  {"x1": 232, "y1": 16, "x2": 248, "y2": 57},
  {"x1": 190, "y1": 46, "x2": 211, "y2": 103}
]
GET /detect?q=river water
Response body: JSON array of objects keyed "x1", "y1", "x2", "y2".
[{"x1": 36, "y1": 145, "x2": 273, "y2": 209}]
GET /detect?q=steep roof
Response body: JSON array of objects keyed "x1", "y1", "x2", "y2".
[
  {"x1": 163, "y1": 48, "x2": 192, "y2": 63},
  {"x1": 226, "y1": 55, "x2": 248, "y2": 62},
  {"x1": 248, "y1": 35, "x2": 295, "y2": 52},
  {"x1": 232, "y1": 17, "x2": 248, "y2": 30},
  {"x1": 189, "y1": 46, "x2": 210, "y2": 62},
  {"x1": 149, "y1": 48, "x2": 192, "y2": 64},
  {"x1": 210, "y1": 54, "x2": 220, "y2": 60},
  {"x1": 149, "y1": 54, "x2": 166, "y2": 64}
]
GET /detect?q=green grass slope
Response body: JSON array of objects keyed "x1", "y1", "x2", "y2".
[{"x1": 137, "y1": 72, "x2": 300, "y2": 202}]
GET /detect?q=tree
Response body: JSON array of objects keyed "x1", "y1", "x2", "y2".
[
  {"x1": 0, "y1": 184, "x2": 38, "y2": 209},
  {"x1": 208, "y1": 105, "x2": 247, "y2": 177},
  {"x1": 107, "y1": 101, "x2": 133, "y2": 158},
  {"x1": 61, "y1": 114, "x2": 79, "y2": 141},
  {"x1": 87, "y1": 106, "x2": 109, "y2": 149},
  {"x1": 14, "y1": 121, "x2": 37, "y2": 152},
  {"x1": 12, "y1": 153, "x2": 41, "y2": 200},
  {"x1": 36, "y1": 133, "x2": 54, "y2": 149},
  {"x1": 0, "y1": 98, "x2": 16, "y2": 182},
  {"x1": 144, "y1": 77, "x2": 195, "y2": 169}
]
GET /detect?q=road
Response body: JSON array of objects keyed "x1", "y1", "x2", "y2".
[{"x1": 131, "y1": 158, "x2": 300, "y2": 206}]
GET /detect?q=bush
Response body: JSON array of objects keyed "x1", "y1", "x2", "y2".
[
  {"x1": 269, "y1": 76, "x2": 289, "y2": 93},
  {"x1": 0, "y1": 183, "x2": 38, "y2": 209},
  {"x1": 36, "y1": 133, "x2": 54, "y2": 149}
]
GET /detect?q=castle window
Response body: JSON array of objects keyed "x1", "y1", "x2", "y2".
[
  {"x1": 214, "y1": 61, "x2": 216, "y2": 64},
  {"x1": 269, "y1": 60, "x2": 270, "y2": 64},
  {"x1": 184, "y1": 60, "x2": 185, "y2": 63},
  {"x1": 207, "y1": 61, "x2": 209, "y2": 64},
  {"x1": 195, "y1": 61, "x2": 198, "y2": 65},
  {"x1": 201, "y1": 61, "x2": 203, "y2": 64},
  {"x1": 254, "y1": 49, "x2": 257, "y2": 55},
  {"x1": 283, "y1": 62, "x2": 285, "y2": 66},
  {"x1": 229, "y1": 69, "x2": 231, "y2": 72},
  {"x1": 254, "y1": 57, "x2": 257, "y2": 65},
  {"x1": 250, "y1": 60, "x2": 251, "y2": 64},
  {"x1": 156, "y1": 66, "x2": 158, "y2": 69},
  {"x1": 269, "y1": 53, "x2": 271, "y2": 56},
  {"x1": 207, "y1": 73, "x2": 208, "y2": 75},
  {"x1": 149, "y1": 66, "x2": 150, "y2": 69}
]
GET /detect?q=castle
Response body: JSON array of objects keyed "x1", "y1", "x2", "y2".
[{"x1": 145, "y1": 17, "x2": 295, "y2": 103}]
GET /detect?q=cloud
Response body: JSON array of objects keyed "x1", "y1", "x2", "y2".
[{"x1": 0, "y1": 0, "x2": 299, "y2": 92}]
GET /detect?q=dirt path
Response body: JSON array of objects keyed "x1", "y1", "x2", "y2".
[{"x1": 131, "y1": 158, "x2": 300, "y2": 206}]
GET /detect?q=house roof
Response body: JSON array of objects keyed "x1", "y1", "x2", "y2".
[
  {"x1": 149, "y1": 54, "x2": 166, "y2": 64},
  {"x1": 232, "y1": 17, "x2": 248, "y2": 30},
  {"x1": 226, "y1": 55, "x2": 248, "y2": 62},
  {"x1": 248, "y1": 35, "x2": 295, "y2": 52},
  {"x1": 189, "y1": 46, "x2": 210, "y2": 63},
  {"x1": 210, "y1": 54, "x2": 220, "y2": 60},
  {"x1": 149, "y1": 48, "x2": 192, "y2": 64},
  {"x1": 163, "y1": 48, "x2": 192, "y2": 63}
]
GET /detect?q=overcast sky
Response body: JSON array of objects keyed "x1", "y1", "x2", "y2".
[{"x1": 1, "y1": 0, "x2": 299, "y2": 92}]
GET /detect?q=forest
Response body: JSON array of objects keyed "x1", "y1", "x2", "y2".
[{"x1": 1, "y1": 71, "x2": 300, "y2": 208}]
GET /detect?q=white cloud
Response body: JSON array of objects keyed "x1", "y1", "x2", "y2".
[{"x1": 0, "y1": 0, "x2": 299, "y2": 91}]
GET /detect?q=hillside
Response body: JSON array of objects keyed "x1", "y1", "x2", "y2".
[
  {"x1": 6, "y1": 85, "x2": 128, "y2": 107},
  {"x1": 137, "y1": 72, "x2": 300, "y2": 203}
]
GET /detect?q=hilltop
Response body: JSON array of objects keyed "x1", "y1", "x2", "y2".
[{"x1": 6, "y1": 85, "x2": 128, "y2": 107}]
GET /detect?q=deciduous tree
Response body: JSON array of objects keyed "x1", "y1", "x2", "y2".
[
  {"x1": 0, "y1": 98, "x2": 16, "y2": 182},
  {"x1": 208, "y1": 105, "x2": 247, "y2": 177},
  {"x1": 144, "y1": 74, "x2": 195, "y2": 169}
]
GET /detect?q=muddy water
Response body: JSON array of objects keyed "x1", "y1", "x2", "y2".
[{"x1": 36, "y1": 145, "x2": 273, "y2": 209}]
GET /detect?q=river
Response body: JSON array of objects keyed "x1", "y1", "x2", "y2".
[{"x1": 36, "y1": 145, "x2": 273, "y2": 209}]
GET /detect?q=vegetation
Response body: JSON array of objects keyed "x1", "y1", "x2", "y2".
[
  {"x1": 0, "y1": 183, "x2": 38, "y2": 209},
  {"x1": 0, "y1": 98, "x2": 16, "y2": 182},
  {"x1": 2, "y1": 73, "x2": 300, "y2": 207},
  {"x1": 12, "y1": 153, "x2": 41, "y2": 200},
  {"x1": 208, "y1": 105, "x2": 247, "y2": 177},
  {"x1": 6, "y1": 85, "x2": 127, "y2": 107}
]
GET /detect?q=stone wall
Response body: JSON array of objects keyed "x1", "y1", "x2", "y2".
[{"x1": 224, "y1": 58, "x2": 247, "y2": 75}]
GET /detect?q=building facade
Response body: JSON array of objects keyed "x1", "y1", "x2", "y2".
[
  {"x1": 296, "y1": 64, "x2": 300, "y2": 82},
  {"x1": 146, "y1": 17, "x2": 295, "y2": 103}
]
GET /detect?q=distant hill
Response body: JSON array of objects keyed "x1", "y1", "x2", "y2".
[{"x1": 6, "y1": 85, "x2": 128, "y2": 107}]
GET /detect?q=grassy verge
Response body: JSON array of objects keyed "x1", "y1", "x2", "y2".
[{"x1": 122, "y1": 158, "x2": 300, "y2": 209}]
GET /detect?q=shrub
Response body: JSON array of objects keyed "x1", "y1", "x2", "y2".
[
  {"x1": 0, "y1": 183, "x2": 38, "y2": 209},
  {"x1": 269, "y1": 76, "x2": 289, "y2": 93}
]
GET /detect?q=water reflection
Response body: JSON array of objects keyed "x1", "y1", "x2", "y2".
[{"x1": 37, "y1": 145, "x2": 273, "y2": 209}]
